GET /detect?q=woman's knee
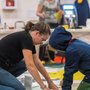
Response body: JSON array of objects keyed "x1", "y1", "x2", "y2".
[
  {"x1": 11, "y1": 82, "x2": 25, "y2": 90},
  {"x1": 0, "y1": 85, "x2": 16, "y2": 90}
]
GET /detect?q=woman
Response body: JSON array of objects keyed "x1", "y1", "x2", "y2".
[
  {"x1": 36, "y1": 0, "x2": 63, "y2": 28},
  {"x1": 0, "y1": 21, "x2": 58, "y2": 90},
  {"x1": 49, "y1": 26, "x2": 90, "y2": 90}
]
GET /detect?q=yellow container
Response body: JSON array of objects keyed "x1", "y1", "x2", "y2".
[
  {"x1": 77, "y1": 0, "x2": 83, "y2": 4},
  {"x1": 54, "y1": 10, "x2": 62, "y2": 22}
]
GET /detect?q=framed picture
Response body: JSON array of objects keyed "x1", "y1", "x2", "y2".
[{"x1": 2, "y1": 0, "x2": 17, "y2": 10}]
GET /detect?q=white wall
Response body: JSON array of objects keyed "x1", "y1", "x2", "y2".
[
  {"x1": 0, "y1": 0, "x2": 40, "y2": 28},
  {"x1": 60, "y1": 0, "x2": 75, "y2": 4}
]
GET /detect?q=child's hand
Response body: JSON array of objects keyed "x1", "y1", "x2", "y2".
[{"x1": 59, "y1": 80, "x2": 63, "y2": 87}]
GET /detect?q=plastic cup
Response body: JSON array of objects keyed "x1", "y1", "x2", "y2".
[{"x1": 24, "y1": 75, "x2": 33, "y2": 90}]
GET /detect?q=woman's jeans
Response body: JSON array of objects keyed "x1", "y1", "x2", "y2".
[{"x1": 0, "y1": 60, "x2": 27, "y2": 90}]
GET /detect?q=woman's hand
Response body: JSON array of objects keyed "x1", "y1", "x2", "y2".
[
  {"x1": 48, "y1": 82, "x2": 59, "y2": 90},
  {"x1": 43, "y1": 87, "x2": 50, "y2": 90},
  {"x1": 59, "y1": 80, "x2": 63, "y2": 87},
  {"x1": 41, "y1": 85, "x2": 51, "y2": 90}
]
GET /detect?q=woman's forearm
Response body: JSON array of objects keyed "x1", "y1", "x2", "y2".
[
  {"x1": 35, "y1": 59, "x2": 53, "y2": 83},
  {"x1": 26, "y1": 63, "x2": 46, "y2": 89}
]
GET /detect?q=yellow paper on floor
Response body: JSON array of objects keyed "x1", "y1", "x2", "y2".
[{"x1": 49, "y1": 69, "x2": 85, "y2": 80}]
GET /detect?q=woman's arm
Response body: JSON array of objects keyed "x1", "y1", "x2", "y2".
[
  {"x1": 22, "y1": 49, "x2": 50, "y2": 90},
  {"x1": 36, "y1": 3, "x2": 45, "y2": 19},
  {"x1": 33, "y1": 53, "x2": 59, "y2": 90}
]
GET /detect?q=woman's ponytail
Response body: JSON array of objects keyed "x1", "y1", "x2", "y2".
[{"x1": 24, "y1": 21, "x2": 34, "y2": 33}]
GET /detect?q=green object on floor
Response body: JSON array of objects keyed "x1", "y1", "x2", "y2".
[{"x1": 77, "y1": 81, "x2": 90, "y2": 90}]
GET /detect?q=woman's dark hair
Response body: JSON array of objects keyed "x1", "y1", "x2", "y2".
[{"x1": 24, "y1": 21, "x2": 51, "y2": 35}]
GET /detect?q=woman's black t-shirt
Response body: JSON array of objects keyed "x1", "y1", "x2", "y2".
[{"x1": 0, "y1": 31, "x2": 36, "y2": 65}]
